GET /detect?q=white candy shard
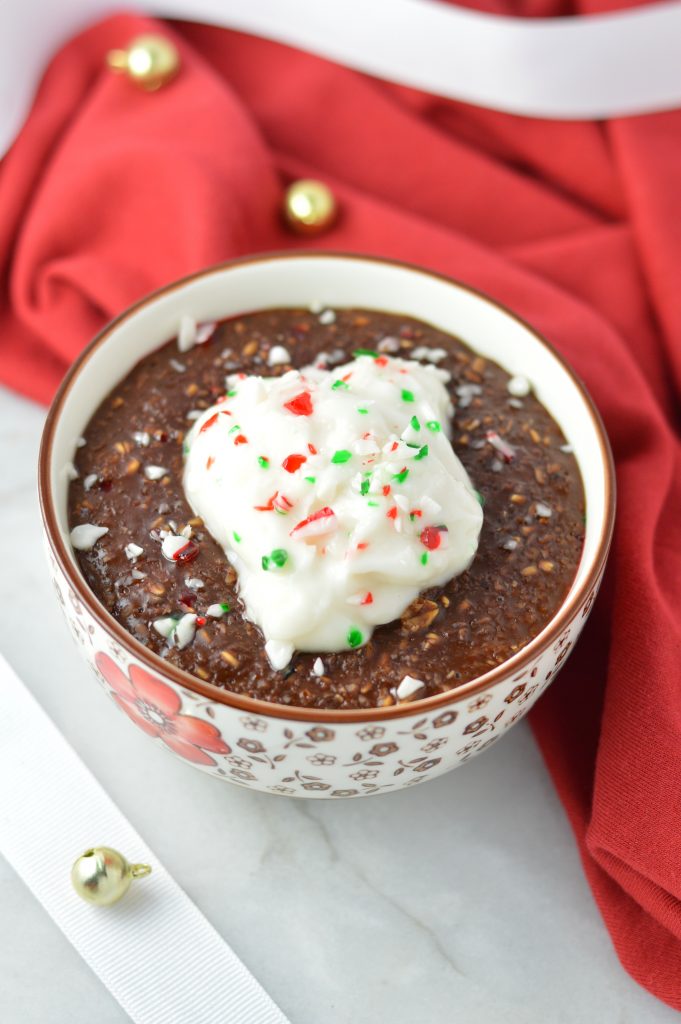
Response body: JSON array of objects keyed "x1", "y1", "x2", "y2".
[
  {"x1": 83, "y1": 473, "x2": 98, "y2": 491},
  {"x1": 411, "y1": 346, "x2": 447, "y2": 363},
  {"x1": 396, "y1": 675, "x2": 426, "y2": 701},
  {"x1": 153, "y1": 616, "x2": 177, "y2": 639},
  {"x1": 319, "y1": 309, "x2": 336, "y2": 325},
  {"x1": 312, "y1": 657, "x2": 325, "y2": 676},
  {"x1": 174, "y1": 613, "x2": 197, "y2": 650},
  {"x1": 207, "y1": 603, "x2": 228, "y2": 617},
  {"x1": 268, "y1": 345, "x2": 291, "y2": 367},
  {"x1": 144, "y1": 465, "x2": 167, "y2": 481},
  {"x1": 178, "y1": 315, "x2": 197, "y2": 352},
  {"x1": 70, "y1": 524, "x2": 108, "y2": 550},
  {"x1": 133, "y1": 431, "x2": 151, "y2": 447},
  {"x1": 377, "y1": 335, "x2": 400, "y2": 353},
  {"x1": 507, "y1": 375, "x2": 531, "y2": 398},
  {"x1": 125, "y1": 543, "x2": 144, "y2": 560},
  {"x1": 535, "y1": 502, "x2": 553, "y2": 518},
  {"x1": 185, "y1": 577, "x2": 203, "y2": 589},
  {"x1": 265, "y1": 639, "x2": 295, "y2": 671}
]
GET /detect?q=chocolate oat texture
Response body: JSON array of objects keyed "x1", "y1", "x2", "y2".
[{"x1": 68, "y1": 308, "x2": 585, "y2": 710}]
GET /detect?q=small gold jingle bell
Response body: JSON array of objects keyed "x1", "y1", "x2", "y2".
[
  {"x1": 71, "y1": 846, "x2": 152, "y2": 907},
  {"x1": 283, "y1": 179, "x2": 338, "y2": 236},
  {"x1": 107, "y1": 34, "x2": 180, "y2": 91}
]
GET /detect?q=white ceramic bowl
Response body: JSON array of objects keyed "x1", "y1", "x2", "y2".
[{"x1": 39, "y1": 253, "x2": 615, "y2": 798}]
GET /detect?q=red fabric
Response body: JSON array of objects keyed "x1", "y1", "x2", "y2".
[{"x1": 1, "y1": 10, "x2": 680, "y2": 1009}]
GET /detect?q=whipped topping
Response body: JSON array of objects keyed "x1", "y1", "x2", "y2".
[{"x1": 183, "y1": 353, "x2": 483, "y2": 668}]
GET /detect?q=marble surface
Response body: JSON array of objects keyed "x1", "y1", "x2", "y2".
[{"x1": 0, "y1": 382, "x2": 675, "y2": 1024}]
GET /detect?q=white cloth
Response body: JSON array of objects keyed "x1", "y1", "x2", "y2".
[
  {"x1": 2, "y1": 0, "x2": 681, "y2": 160},
  {"x1": 0, "y1": 652, "x2": 289, "y2": 1024}
]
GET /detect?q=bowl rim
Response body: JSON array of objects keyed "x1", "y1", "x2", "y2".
[{"x1": 39, "y1": 250, "x2": 616, "y2": 723}]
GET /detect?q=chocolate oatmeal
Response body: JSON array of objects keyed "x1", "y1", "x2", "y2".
[{"x1": 68, "y1": 308, "x2": 585, "y2": 710}]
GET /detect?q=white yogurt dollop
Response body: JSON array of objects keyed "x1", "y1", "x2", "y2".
[{"x1": 183, "y1": 354, "x2": 483, "y2": 669}]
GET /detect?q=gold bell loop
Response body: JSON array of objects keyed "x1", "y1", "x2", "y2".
[
  {"x1": 71, "y1": 846, "x2": 152, "y2": 906},
  {"x1": 130, "y1": 862, "x2": 153, "y2": 879},
  {"x1": 106, "y1": 34, "x2": 180, "y2": 92}
]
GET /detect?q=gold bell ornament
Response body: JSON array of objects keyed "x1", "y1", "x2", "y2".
[
  {"x1": 71, "y1": 846, "x2": 152, "y2": 907},
  {"x1": 106, "y1": 34, "x2": 180, "y2": 91},
  {"x1": 283, "y1": 179, "x2": 338, "y2": 236}
]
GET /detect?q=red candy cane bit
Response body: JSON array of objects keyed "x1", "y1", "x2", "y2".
[
  {"x1": 284, "y1": 392, "x2": 314, "y2": 416},
  {"x1": 174, "y1": 540, "x2": 200, "y2": 564},
  {"x1": 206, "y1": 455, "x2": 215, "y2": 470},
  {"x1": 356, "y1": 542, "x2": 369, "y2": 551},
  {"x1": 386, "y1": 506, "x2": 398, "y2": 520},
  {"x1": 199, "y1": 413, "x2": 219, "y2": 434},
  {"x1": 290, "y1": 506, "x2": 337, "y2": 540},
  {"x1": 342, "y1": 372, "x2": 353, "y2": 382},
  {"x1": 308, "y1": 442, "x2": 318, "y2": 455},
  {"x1": 254, "y1": 491, "x2": 278, "y2": 511},
  {"x1": 282, "y1": 453, "x2": 307, "y2": 473},
  {"x1": 375, "y1": 356, "x2": 389, "y2": 367},
  {"x1": 420, "y1": 525, "x2": 449, "y2": 550},
  {"x1": 196, "y1": 616, "x2": 207, "y2": 627},
  {"x1": 486, "y1": 430, "x2": 516, "y2": 463},
  {"x1": 420, "y1": 526, "x2": 442, "y2": 550},
  {"x1": 361, "y1": 592, "x2": 374, "y2": 605},
  {"x1": 273, "y1": 493, "x2": 294, "y2": 514},
  {"x1": 390, "y1": 441, "x2": 399, "y2": 451},
  {"x1": 233, "y1": 434, "x2": 248, "y2": 445},
  {"x1": 382, "y1": 485, "x2": 391, "y2": 496}
]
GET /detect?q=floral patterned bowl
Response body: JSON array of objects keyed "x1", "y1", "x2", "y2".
[{"x1": 38, "y1": 253, "x2": 615, "y2": 798}]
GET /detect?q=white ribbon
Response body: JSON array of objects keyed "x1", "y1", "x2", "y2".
[
  {"x1": 2, "y1": 0, "x2": 681, "y2": 159},
  {"x1": 0, "y1": 653, "x2": 289, "y2": 1024}
]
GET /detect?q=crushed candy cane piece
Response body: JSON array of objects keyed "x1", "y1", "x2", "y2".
[
  {"x1": 312, "y1": 657, "x2": 325, "y2": 676},
  {"x1": 70, "y1": 524, "x2": 108, "y2": 550},
  {"x1": 265, "y1": 639, "x2": 295, "y2": 670},
  {"x1": 268, "y1": 345, "x2": 291, "y2": 366},
  {"x1": 396, "y1": 675, "x2": 426, "y2": 701},
  {"x1": 144, "y1": 465, "x2": 167, "y2": 481},
  {"x1": 507, "y1": 375, "x2": 531, "y2": 398},
  {"x1": 177, "y1": 315, "x2": 197, "y2": 352},
  {"x1": 174, "y1": 613, "x2": 197, "y2": 649},
  {"x1": 124, "y1": 543, "x2": 144, "y2": 560}
]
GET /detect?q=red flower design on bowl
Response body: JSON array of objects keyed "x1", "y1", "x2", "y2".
[{"x1": 95, "y1": 653, "x2": 230, "y2": 766}]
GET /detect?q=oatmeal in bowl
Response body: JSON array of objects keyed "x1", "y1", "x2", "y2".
[{"x1": 39, "y1": 253, "x2": 614, "y2": 797}]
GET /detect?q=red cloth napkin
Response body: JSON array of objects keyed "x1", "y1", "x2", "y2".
[{"x1": 2, "y1": 10, "x2": 680, "y2": 1009}]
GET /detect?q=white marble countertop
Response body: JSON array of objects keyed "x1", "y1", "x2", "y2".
[{"x1": 0, "y1": 383, "x2": 675, "y2": 1024}]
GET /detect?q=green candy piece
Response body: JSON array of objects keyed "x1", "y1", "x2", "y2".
[
  {"x1": 414, "y1": 445, "x2": 429, "y2": 461},
  {"x1": 347, "y1": 627, "x2": 363, "y2": 648},
  {"x1": 393, "y1": 467, "x2": 409, "y2": 484},
  {"x1": 331, "y1": 450, "x2": 352, "y2": 464},
  {"x1": 332, "y1": 379, "x2": 349, "y2": 391},
  {"x1": 426, "y1": 420, "x2": 441, "y2": 432},
  {"x1": 263, "y1": 548, "x2": 289, "y2": 571},
  {"x1": 410, "y1": 415, "x2": 421, "y2": 431},
  {"x1": 401, "y1": 389, "x2": 415, "y2": 403}
]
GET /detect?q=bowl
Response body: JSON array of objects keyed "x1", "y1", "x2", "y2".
[{"x1": 39, "y1": 253, "x2": 615, "y2": 798}]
